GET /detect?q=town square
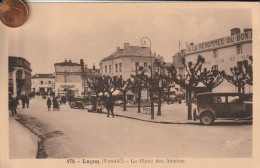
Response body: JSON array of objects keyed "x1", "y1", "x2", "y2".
[{"x1": 0, "y1": 2, "x2": 256, "y2": 163}]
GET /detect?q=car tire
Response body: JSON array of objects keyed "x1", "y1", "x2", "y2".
[
  {"x1": 193, "y1": 109, "x2": 197, "y2": 121},
  {"x1": 200, "y1": 112, "x2": 214, "y2": 125}
]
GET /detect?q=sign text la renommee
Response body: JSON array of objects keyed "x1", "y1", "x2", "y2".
[{"x1": 186, "y1": 31, "x2": 252, "y2": 54}]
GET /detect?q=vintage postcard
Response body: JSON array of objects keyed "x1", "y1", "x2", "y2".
[{"x1": 0, "y1": 1, "x2": 260, "y2": 168}]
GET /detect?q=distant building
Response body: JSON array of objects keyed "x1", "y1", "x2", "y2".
[
  {"x1": 8, "y1": 56, "x2": 32, "y2": 97},
  {"x1": 99, "y1": 43, "x2": 156, "y2": 80},
  {"x1": 184, "y1": 28, "x2": 252, "y2": 93},
  {"x1": 31, "y1": 73, "x2": 55, "y2": 94},
  {"x1": 82, "y1": 62, "x2": 101, "y2": 96},
  {"x1": 54, "y1": 59, "x2": 82, "y2": 97}
]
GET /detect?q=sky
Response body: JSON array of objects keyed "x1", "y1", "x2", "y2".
[{"x1": 4, "y1": 2, "x2": 252, "y2": 74}]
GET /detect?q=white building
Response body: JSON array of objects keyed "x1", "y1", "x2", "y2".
[
  {"x1": 54, "y1": 59, "x2": 83, "y2": 97},
  {"x1": 99, "y1": 43, "x2": 156, "y2": 80},
  {"x1": 184, "y1": 28, "x2": 252, "y2": 93},
  {"x1": 31, "y1": 74, "x2": 55, "y2": 94}
]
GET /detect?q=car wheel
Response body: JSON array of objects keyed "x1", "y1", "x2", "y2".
[{"x1": 200, "y1": 112, "x2": 214, "y2": 125}]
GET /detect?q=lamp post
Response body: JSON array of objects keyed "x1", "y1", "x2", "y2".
[{"x1": 141, "y1": 37, "x2": 154, "y2": 119}]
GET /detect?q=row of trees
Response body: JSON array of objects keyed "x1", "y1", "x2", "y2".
[{"x1": 87, "y1": 55, "x2": 253, "y2": 120}]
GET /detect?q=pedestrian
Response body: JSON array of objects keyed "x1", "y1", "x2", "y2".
[
  {"x1": 53, "y1": 97, "x2": 57, "y2": 111},
  {"x1": 26, "y1": 96, "x2": 30, "y2": 108},
  {"x1": 57, "y1": 97, "x2": 60, "y2": 111},
  {"x1": 106, "y1": 95, "x2": 115, "y2": 118},
  {"x1": 21, "y1": 95, "x2": 26, "y2": 108},
  {"x1": 10, "y1": 97, "x2": 18, "y2": 115},
  {"x1": 47, "y1": 97, "x2": 52, "y2": 111}
]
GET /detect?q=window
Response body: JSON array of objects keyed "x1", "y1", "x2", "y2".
[
  {"x1": 213, "y1": 50, "x2": 218, "y2": 58},
  {"x1": 213, "y1": 65, "x2": 218, "y2": 70},
  {"x1": 135, "y1": 62, "x2": 139, "y2": 71},
  {"x1": 228, "y1": 96, "x2": 241, "y2": 103},
  {"x1": 230, "y1": 57, "x2": 235, "y2": 62},
  {"x1": 144, "y1": 62, "x2": 148, "y2": 67},
  {"x1": 41, "y1": 81, "x2": 43, "y2": 85},
  {"x1": 49, "y1": 81, "x2": 51, "y2": 84},
  {"x1": 115, "y1": 63, "x2": 118, "y2": 72},
  {"x1": 237, "y1": 61, "x2": 243, "y2": 71},
  {"x1": 109, "y1": 65, "x2": 111, "y2": 73},
  {"x1": 105, "y1": 66, "x2": 107, "y2": 74},
  {"x1": 119, "y1": 63, "x2": 122, "y2": 72},
  {"x1": 236, "y1": 44, "x2": 242, "y2": 54},
  {"x1": 120, "y1": 75, "x2": 122, "y2": 79}
]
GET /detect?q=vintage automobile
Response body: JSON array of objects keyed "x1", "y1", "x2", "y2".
[
  {"x1": 195, "y1": 92, "x2": 252, "y2": 125},
  {"x1": 70, "y1": 97, "x2": 87, "y2": 109}
]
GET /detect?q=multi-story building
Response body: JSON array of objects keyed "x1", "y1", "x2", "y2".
[
  {"x1": 8, "y1": 56, "x2": 32, "y2": 97},
  {"x1": 82, "y1": 63, "x2": 102, "y2": 96},
  {"x1": 99, "y1": 43, "x2": 156, "y2": 80},
  {"x1": 184, "y1": 28, "x2": 252, "y2": 93},
  {"x1": 54, "y1": 59, "x2": 82, "y2": 97},
  {"x1": 31, "y1": 73, "x2": 55, "y2": 94}
]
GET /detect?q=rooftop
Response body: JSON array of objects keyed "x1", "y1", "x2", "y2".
[
  {"x1": 32, "y1": 73, "x2": 55, "y2": 79},
  {"x1": 102, "y1": 43, "x2": 155, "y2": 62},
  {"x1": 54, "y1": 59, "x2": 80, "y2": 66}
]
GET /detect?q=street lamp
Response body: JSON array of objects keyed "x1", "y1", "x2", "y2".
[{"x1": 141, "y1": 37, "x2": 154, "y2": 119}]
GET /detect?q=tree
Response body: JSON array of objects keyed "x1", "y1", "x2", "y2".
[
  {"x1": 129, "y1": 66, "x2": 148, "y2": 113},
  {"x1": 115, "y1": 77, "x2": 131, "y2": 111},
  {"x1": 200, "y1": 67, "x2": 224, "y2": 92},
  {"x1": 169, "y1": 55, "x2": 205, "y2": 120},
  {"x1": 222, "y1": 58, "x2": 252, "y2": 94},
  {"x1": 153, "y1": 59, "x2": 169, "y2": 116},
  {"x1": 86, "y1": 76, "x2": 104, "y2": 111},
  {"x1": 102, "y1": 76, "x2": 119, "y2": 97}
]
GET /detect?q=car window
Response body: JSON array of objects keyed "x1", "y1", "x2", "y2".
[
  {"x1": 212, "y1": 96, "x2": 226, "y2": 103},
  {"x1": 228, "y1": 96, "x2": 241, "y2": 103}
]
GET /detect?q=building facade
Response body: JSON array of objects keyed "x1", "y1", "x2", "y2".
[
  {"x1": 99, "y1": 43, "x2": 156, "y2": 80},
  {"x1": 184, "y1": 28, "x2": 252, "y2": 93},
  {"x1": 54, "y1": 59, "x2": 82, "y2": 97},
  {"x1": 9, "y1": 56, "x2": 32, "y2": 97},
  {"x1": 31, "y1": 74, "x2": 55, "y2": 94}
]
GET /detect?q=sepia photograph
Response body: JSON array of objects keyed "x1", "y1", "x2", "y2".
[{"x1": 0, "y1": 1, "x2": 259, "y2": 168}]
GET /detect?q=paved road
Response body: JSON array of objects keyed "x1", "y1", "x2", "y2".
[{"x1": 12, "y1": 97, "x2": 252, "y2": 158}]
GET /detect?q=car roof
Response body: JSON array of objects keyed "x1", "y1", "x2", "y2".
[{"x1": 197, "y1": 92, "x2": 252, "y2": 97}]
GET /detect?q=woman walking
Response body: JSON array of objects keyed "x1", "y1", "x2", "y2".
[{"x1": 47, "y1": 97, "x2": 52, "y2": 111}]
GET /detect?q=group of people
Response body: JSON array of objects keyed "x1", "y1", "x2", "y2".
[
  {"x1": 21, "y1": 95, "x2": 30, "y2": 108},
  {"x1": 47, "y1": 97, "x2": 60, "y2": 111}
]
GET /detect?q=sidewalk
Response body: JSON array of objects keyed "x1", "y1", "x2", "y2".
[
  {"x1": 9, "y1": 116, "x2": 38, "y2": 159},
  {"x1": 101, "y1": 103, "x2": 199, "y2": 124}
]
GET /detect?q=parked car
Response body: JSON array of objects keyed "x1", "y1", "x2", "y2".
[
  {"x1": 71, "y1": 97, "x2": 87, "y2": 109},
  {"x1": 195, "y1": 92, "x2": 252, "y2": 125}
]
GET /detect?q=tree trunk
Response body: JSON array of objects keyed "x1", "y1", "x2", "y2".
[
  {"x1": 123, "y1": 91, "x2": 127, "y2": 111},
  {"x1": 186, "y1": 90, "x2": 192, "y2": 120},
  {"x1": 137, "y1": 91, "x2": 141, "y2": 113},
  {"x1": 167, "y1": 87, "x2": 170, "y2": 105},
  {"x1": 157, "y1": 91, "x2": 162, "y2": 116},
  {"x1": 150, "y1": 90, "x2": 155, "y2": 119},
  {"x1": 238, "y1": 86, "x2": 241, "y2": 93}
]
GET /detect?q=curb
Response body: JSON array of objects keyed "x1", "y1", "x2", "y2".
[{"x1": 90, "y1": 111, "x2": 197, "y2": 125}]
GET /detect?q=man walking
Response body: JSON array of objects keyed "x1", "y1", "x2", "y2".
[
  {"x1": 26, "y1": 96, "x2": 30, "y2": 108},
  {"x1": 47, "y1": 97, "x2": 52, "y2": 111},
  {"x1": 21, "y1": 95, "x2": 26, "y2": 108},
  {"x1": 106, "y1": 95, "x2": 115, "y2": 118}
]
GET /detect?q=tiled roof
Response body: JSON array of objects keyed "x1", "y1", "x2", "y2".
[
  {"x1": 54, "y1": 61, "x2": 80, "y2": 66},
  {"x1": 102, "y1": 45, "x2": 154, "y2": 61}
]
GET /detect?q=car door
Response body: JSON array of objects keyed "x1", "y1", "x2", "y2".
[
  {"x1": 227, "y1": 95, "x2": 243, "y2": 118},
  {"x1": 210, "y1": 95, "x2": 228, "y2": 118}
]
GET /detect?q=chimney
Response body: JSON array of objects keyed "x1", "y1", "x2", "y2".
[
  {"x1": 231, "y1": 28, "x2": 241, "y2": 35},
  {"x1": 190, "y1": 43, "x2": 194, "y2": 45},
  {"x1": 117, "y1": 47, "x2": 120, "y2": 54},
  {"x1": 65, "y1": 58, "x2": 67, "y2": 62},
  {"x1": 93, "y1": 63, "x2": 95, "y2": 70},
  {"x1": 80, "y1": 59, "x2": 84, "y2": 69},
  {"x1": 244, "y1": 28, "x2": 252, "y2": 33},
  {"x1": 124, "y1": 43, "x2": 129, "y2": 49},
  {"x1": 69, "y1": 58, "x2": 72, "y2": 63}
]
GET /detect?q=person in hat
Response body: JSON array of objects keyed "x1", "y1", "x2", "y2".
[{"x1": 106, "y1": 95, "x2": 115, "y2": 118}]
